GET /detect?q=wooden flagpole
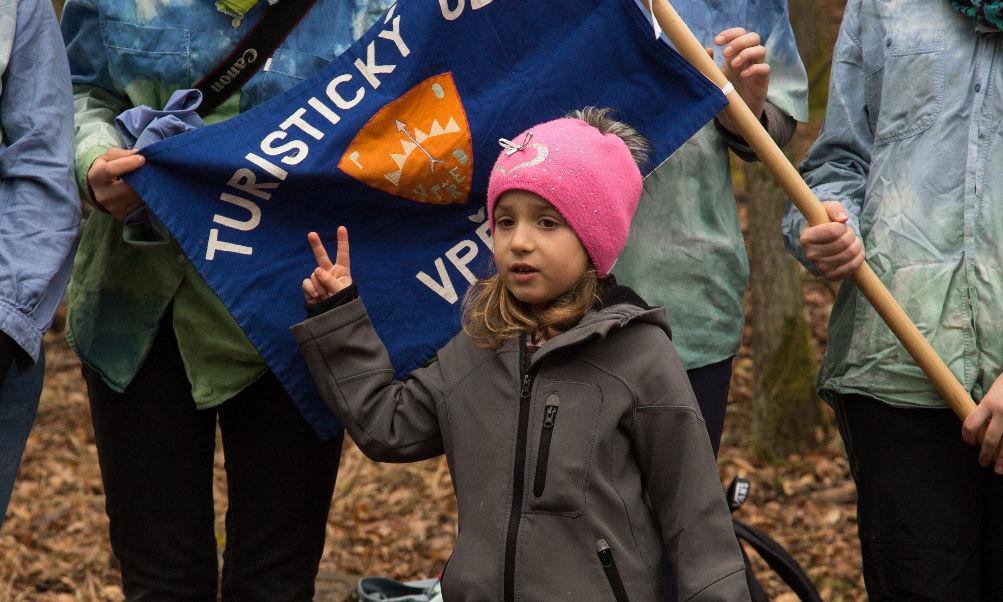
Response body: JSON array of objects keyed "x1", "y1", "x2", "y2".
[{"x1": 649, "y1": 0, "x2": 977, "y2": 420}]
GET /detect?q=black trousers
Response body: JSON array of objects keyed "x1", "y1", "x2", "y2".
[
  {"x1": 83, "y1": 318, "x2": 343, "y2": 601},
  {"x1": 687, "y1": 357, "x2": 733, "y2": 457},
  {"x1": 834, "y1": 393, "x2": 1003, "y2": 601}
]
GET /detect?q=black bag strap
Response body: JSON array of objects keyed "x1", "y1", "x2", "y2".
[
  {"x1": 193, "y1": 0, "x2": 318, "y2": 117},
  {"x1": 737, "y1": 538, "x2": 771, "y2": 602},
  {"x1": 733, "y1": 520, "x2": 823, "y2": 602}
]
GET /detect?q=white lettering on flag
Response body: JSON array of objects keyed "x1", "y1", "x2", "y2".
[
  {"x1": 227, "y1": 168, "x2": 278, "y2": 201},
  {"x1": 415, "y1": 216, "x2": 493, "y2": 303},
  {"x1": 326, "y1": 74, "x2": 364, "y2": 110},
  {"x1": 281, "y1": 109, "x2": 325, "y2": 141},
  {"x1": 204, "y1": 7, "x2": 431, "y2": 260},
  {"x1": 206, "y1": 229, "x2": 253, "y2": 260},
  {"x1": 445, "y1": 240, "x2": 478, "y2": 285},
  {"x1": 213, "y1": 193, "x2": 262, "y2": 232},
  {"x1": 416, "y1": 258, "x2": 458, "y2": 304},
  {"x1": 354, "y1": 42, "x2": 398, "y2": 89},
  {"x1": 438, "y1": 0, "x2": 494, "y2": 21}
]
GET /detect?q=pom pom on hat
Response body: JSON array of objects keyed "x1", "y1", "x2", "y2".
[{"x1": 486, "y1": 118, "x2": 643, "y2": 276}]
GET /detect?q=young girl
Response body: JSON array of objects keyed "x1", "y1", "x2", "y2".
[{"x1": 293, "y1": 109, "x2": 750, "y2": 601}]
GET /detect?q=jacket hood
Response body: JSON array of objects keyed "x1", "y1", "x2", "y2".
[{"x1": 528, "y1": 279, "x2": 671, "y2": 368}]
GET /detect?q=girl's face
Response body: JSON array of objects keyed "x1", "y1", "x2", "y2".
[{"x1": 492, "y1": 191, "x2": 589, "y2": 309}]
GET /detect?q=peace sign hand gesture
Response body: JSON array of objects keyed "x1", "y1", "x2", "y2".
[{"x1": 303, "y1": 226, "x2": 353, "y2": 303}]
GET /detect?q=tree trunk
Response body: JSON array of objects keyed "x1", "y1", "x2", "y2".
[
  {"x1": 787, "y1": 0, "x2": 848, "y2": 120},
  {"x1": 741, "y1": 0, "x2": 846, "y2": 462},
  {"x1": 745, "y1": 162, "x2": 822, "y2": 462}
]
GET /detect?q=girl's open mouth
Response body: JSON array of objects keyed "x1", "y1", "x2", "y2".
[{"x1": 509, "y1": 263, "x2": 539, "y2": 282}]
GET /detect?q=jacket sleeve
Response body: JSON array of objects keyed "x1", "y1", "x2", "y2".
[
  {"x1": 716, "y1": 0, "x2": 808, "y2": 162},
  {"x1": 61, "y1": 0, "x2": 128, "y2": 199},
  {"x1": 0, "y1": 0, "x2": 80, "y2": 365},
  {"x1": 781, "y1": 0, "x2": 868, "y2": 271},
  {"x1": 716, "y1": 101, "x2": 798, "y2": 162},
  {"x1": 629, "y1": 328, "x2": 750, "y2": 601},
  {"x1": 291, "y1": 297, "x2": 446, "y2": 463}
]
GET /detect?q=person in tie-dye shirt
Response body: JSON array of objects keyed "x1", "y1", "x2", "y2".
[
  {"x1": 784, "y1": 1, "x2": 1003, "y2": 598},
  {"x1": 61, "y1": 1, "x2": 385, "y2": 598},
  {"x1": 615, "y1": 0, "x2": 808, "y2": 461}
]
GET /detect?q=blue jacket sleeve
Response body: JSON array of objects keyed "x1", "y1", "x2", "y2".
[
  {"x1": 781, "y1": 0, "x2": 868, "y2": 272},
  {"x1": 0, "y1": 0, "x2": 80, "y2": 365}
]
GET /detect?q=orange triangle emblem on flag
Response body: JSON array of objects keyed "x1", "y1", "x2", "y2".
[{"x1": 339, "y1": 72, "x2": 473, "y2": 205}]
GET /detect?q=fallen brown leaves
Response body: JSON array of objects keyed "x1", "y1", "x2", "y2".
[
  {"x1": 0, "y1": 332, "x2": 121, "y2": 601},
  {"x1": 719, "y1": 410, "x2": 864, "y2": 601},
  {"x1": 0, "y1": 277, "x2": 863, "y2": 600}
]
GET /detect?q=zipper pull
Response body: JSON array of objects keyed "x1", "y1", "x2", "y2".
[
  {"x1": 543, "y1": 392, "x2": 560, "y2": 427},
  {"x1": 596, "y1": 538, "x2": 614, "y2": 567},
  {"x1": 520, "y1": 373, "x2": 531, "y2": 398},
  {"x1": 543, "y1": 405, "x2": 558, "y2": 429}
]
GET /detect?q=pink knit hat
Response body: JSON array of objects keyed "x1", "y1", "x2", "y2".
[{"x1": 486, "y1": 117, "x2": 643, "y2": 276}]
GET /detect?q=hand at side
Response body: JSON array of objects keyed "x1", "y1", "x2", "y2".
[{"x1": 963, "y1": 373, "x2": 1003, "y2": 473}]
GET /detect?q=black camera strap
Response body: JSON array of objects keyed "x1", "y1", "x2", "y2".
[{"x1": 194, "y1": 0, "x2": 318, "y2": 117}]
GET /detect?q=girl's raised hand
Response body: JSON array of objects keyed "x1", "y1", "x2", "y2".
[{"x1": 303, "y1": 226, "x2": 352, "y2": 303}]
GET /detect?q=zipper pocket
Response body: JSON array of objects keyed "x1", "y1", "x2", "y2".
[
  {"x1": 596, "y1": 538, "x2": 630, "y2": 602},
  {"x1": 532, "y1": 393, "x2": 560, "y2": 498}
]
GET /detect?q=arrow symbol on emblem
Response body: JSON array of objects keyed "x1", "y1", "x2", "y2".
[{"x1": 395, "y1": 119, "x2": 445, "y2": 173}]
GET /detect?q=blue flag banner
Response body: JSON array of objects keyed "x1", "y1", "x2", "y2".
[{"x1": 125, "y1": 0, "x2": 727, "y2": 439}]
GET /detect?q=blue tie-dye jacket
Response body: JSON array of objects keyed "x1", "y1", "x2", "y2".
[
  {"x1": 61, "y1": 0, "x2": 385, "y2": 408},
  {"x1": 0, "y1": 0, "x2": 78, "y2": 366},
  {"x1": 783, "y1": 0, "x2": 1003, "y2": 408}
]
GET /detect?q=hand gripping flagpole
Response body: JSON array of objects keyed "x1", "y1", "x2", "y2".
[{"x1": 649, "y1": 0, "x2": 978, "y2": 421}]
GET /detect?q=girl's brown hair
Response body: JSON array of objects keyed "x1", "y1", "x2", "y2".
[{"x1": 461, "y1": 269, "x2": 600, "y2": 349}]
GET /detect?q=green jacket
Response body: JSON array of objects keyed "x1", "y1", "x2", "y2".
[{"x1": 614, "y1": 0, "x2": 808, "y2": 371}]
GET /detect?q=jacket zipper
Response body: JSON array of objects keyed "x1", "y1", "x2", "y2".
[
  {"x1": 504, "y1": 334, "x2": 535, "y2": 602},
  {"x1": 596, "y1": 538, "x2": 630, "y2": 602},
  {"x1": 532, "y1": 394, "x2": 560, "y2": 498}
]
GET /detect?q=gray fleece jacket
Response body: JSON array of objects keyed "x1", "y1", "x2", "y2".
[{"x1": 292, "y1": 286, "x2": 750, "y2": 601}]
